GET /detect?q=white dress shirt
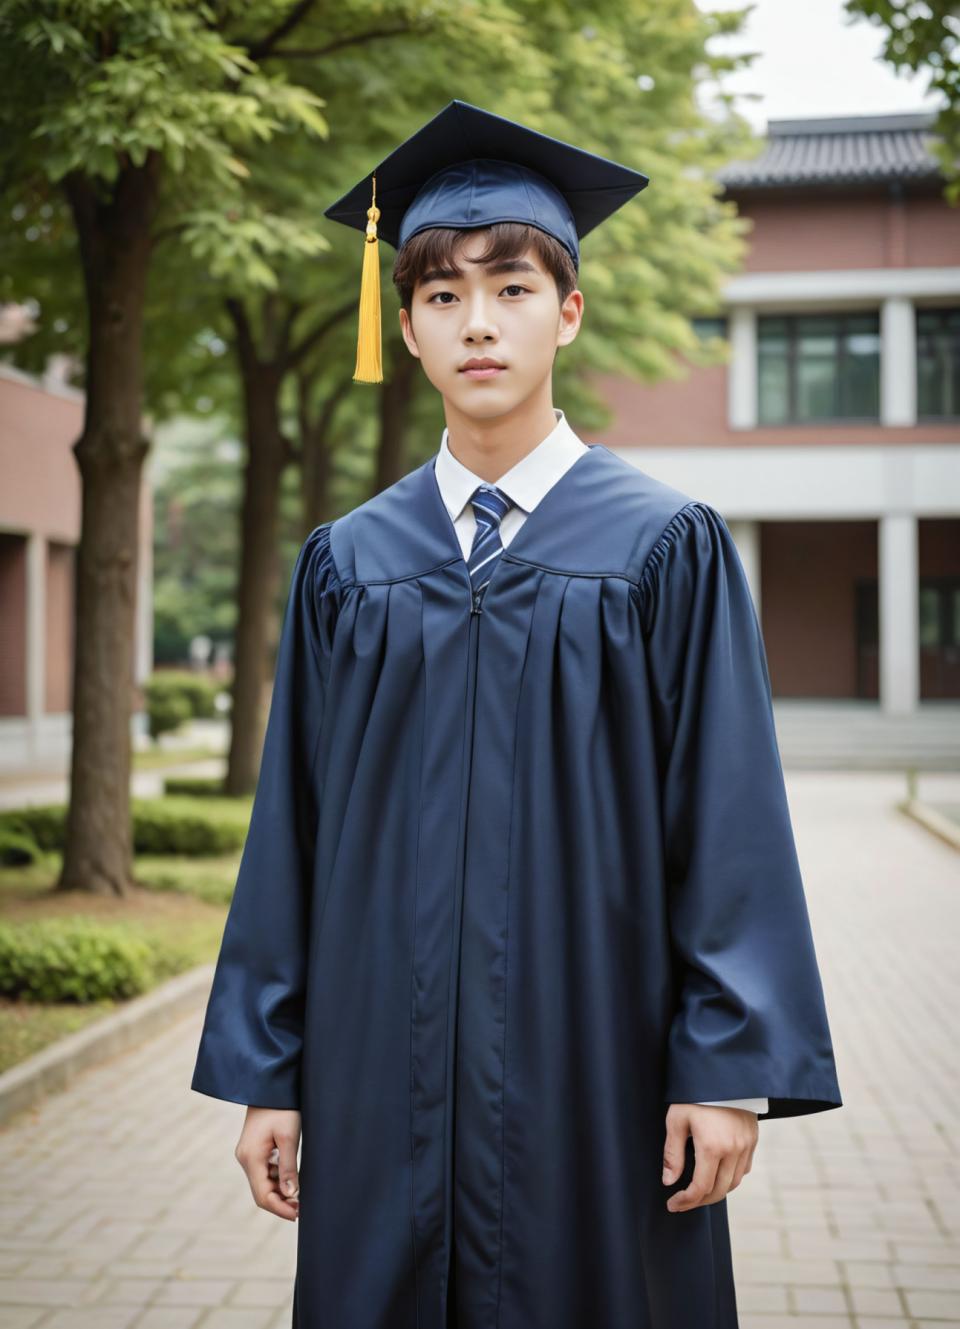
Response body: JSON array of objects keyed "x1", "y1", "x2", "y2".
[{"x1": 433, "y1": 408, "x2": 768, "y2": 1117}]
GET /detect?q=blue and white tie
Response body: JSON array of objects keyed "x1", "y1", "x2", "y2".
[{"x1": 467, "y1": 483, "x2": 513, "y2": 606}]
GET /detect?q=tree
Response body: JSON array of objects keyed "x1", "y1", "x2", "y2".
[
  {"x1": 0, "y1": 0, "x2": 329, "y2": 895},
  {"x1": 845, "y1": 0, "x2": 960, "y2": 201}
]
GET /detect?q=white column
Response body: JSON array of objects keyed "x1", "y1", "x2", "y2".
[
  {"x1": 880, "y1": 296, "x2": 916, "y2": 426},
  {"x1": 728, "y1": 307, "x2": 757, "y2": 430},
  {"x1": 727, "y1": 519, "x2": 762, "y2": 621},
  {"x1": 25, "y1": 533, "x2": 46, "y2": 758},
  {"x1": 878, "y1": 512, "x2": 919, "y2": 715}
]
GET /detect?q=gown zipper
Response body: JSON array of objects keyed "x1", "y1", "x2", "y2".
[{"x1": 444, "y1": 582, "x2": 483, "y2": 1325}]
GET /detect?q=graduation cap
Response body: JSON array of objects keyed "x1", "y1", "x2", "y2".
[{"x1": 323, "y1": 99, "x2": 650, "y2": 383}]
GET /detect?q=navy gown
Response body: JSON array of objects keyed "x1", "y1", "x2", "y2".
[{"x1": 191, "y1": 441, "x2": 843, "y2": 1329}]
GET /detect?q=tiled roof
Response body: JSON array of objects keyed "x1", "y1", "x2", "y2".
[{"x1": 716, "y1": 111, "x2": 944, "y2": 189}]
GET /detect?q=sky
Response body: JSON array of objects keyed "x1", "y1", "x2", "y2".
[{"x1": 695, "y1": 0, "x2": 944, "y2": 130}]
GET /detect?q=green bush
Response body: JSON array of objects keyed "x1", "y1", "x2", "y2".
[
  {"x1": 163, "y1": 775, "x2": 227, "y2": 798},
  {"x1": 0, "y1": 826, "x2": 41, "y2": 866},
  {"x1": 130, "y1": 797, "x2": 249, "y2": 855},
  {"x1": 143, "y1": 670, "x2": 222, "y2": 742},
  {"x1": 0, "y1": 805, "x2": 66, "y2": 852},
  {"x1": 0, "y1": 919, "x2": 155, "y2": 1002},
  {"x1": 0, "y1": 797, "x2": 250, "y2": 858},
  {"x1": 147, "y1": 688, "x2": 191, "y2": 742}
]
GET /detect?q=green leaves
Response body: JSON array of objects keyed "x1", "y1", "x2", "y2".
[{"x1": 3, "y1": 1, "x2": 328, "y2": 190}]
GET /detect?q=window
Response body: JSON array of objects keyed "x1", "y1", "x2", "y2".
[
  {"x1": 757, "y1": 313, "x2": 880, "y2": 424},
  {"x1": 691, "y1": 315, "x2": 727, "y2": 342},
  {"x1": 919, "y1": 579, "x2": 960, "y2": 649},
  {"x1": 917, "y1": 307, "x2": 960, "y2": 419}
]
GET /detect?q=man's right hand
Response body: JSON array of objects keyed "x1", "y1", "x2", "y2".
[{"x1": 235, "y1": 1107, "x2": 301, "y2": 1221}]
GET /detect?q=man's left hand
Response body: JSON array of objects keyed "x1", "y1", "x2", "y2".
[{"x1": 662, "y1": 1103, "x2": 758, "y2": 1212}]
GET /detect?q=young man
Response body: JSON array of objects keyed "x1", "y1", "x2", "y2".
[{"x1": 192, "y1": 101, "x2": 843, "y2": 1329}]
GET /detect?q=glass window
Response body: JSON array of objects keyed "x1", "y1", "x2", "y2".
[
  {"x1": 919, "y1": 586, "x2": 941, "y2": 648},
  {"x1": 691, "y1": 316, "x2": 727, "y2": 341},
  {"x1": 757, "y1": 312, "x2": 880, "y2": 424},
  {"x1": 917, "y1": 307, "x2": 960, "y2": 419}
]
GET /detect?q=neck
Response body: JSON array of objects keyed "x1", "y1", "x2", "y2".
[{"x1": 443, "y1": 381, "x2": 558, "y2": 483}]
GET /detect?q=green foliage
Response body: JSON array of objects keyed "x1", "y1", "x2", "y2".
[
  {"x1": 162, "y1": 776, "x2": 228, "y2": 798},
  {"x1": 146, "y1": 688, "x2": 192, "y2": 742},
  {"x1": 144, "y1": 669, "x2": 221, "y2": 739},
  {"x1": 0, "y1": 827, "x2": 42, "y2": 867},
  {"x1": 0, "y1": 797, "x2": 250, "y2": 856},
  {"x1": 0, "y1": 806, "x2": 67, "y2": 854},
  {"x1": 845, "y1": 0, "x2": 959, "y2": 200},
  {"x1": 154, "y1": 670, "x2": 220, "y2": 719},
  {"x1": 0, "y1": 919, "x2": 154, "y2": 1002},
  {"x1": 130, "y1": 796, "x2": 249, "y2": 855},
  {"x1": 134, "y1": 852, "x2": 242, "y2": 905},
  {"x1": 3, "y1": 2, "x2": 328, "y2": 188}
]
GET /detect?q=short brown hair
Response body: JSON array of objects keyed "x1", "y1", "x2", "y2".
[{"x1": 393, "y1": 221, "x2": 578, "y2": 314}]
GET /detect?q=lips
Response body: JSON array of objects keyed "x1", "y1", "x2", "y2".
[{"x1": 460, "y1": 359, "x2": 506, "y2": 379}]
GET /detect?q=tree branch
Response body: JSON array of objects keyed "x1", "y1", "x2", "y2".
[
  {"x1": 288, "y1": 298, "x2": 356, "y2": 368},
  {"x1": 263, "y1": 23, "x2": 418, "y2": 60},
  {"x1": 245, "y1": 0, "x2": 318, "y2": 62}
]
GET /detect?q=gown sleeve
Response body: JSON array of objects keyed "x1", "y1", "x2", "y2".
[
  {"x1": 637, "y1": 501, "x2": 843, "y2": 1121},
  {"x1": 190, "y1": 522, "x2": 340, "y2": 1110}
]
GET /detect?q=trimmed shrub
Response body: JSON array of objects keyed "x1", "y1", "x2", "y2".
[
  {"x1": 0, "y1": 805, "x2": 66, "y2": 853},
  {"x1": 0, "y1": 798, "x2": 249, "y2": 858},
  {"x1": 130, "y1": 798, "x2": 248, "y2": 856},
  {"x1": 162, "y1": 776, "x2": 227, "y2": 799},
  {"x1": 0, "y1": 826, "x2": 42, "y2": 866},
  {"x1": 0, "y1": 919, "x2": 154, "y2": 1002},
  {"x1": 144, "y1": 671, "x2": 222, "y2": 741}
]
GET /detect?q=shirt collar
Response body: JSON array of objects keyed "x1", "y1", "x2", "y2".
[{"x1": 434, "y1": 408, "x2": 588, "y2": 523}]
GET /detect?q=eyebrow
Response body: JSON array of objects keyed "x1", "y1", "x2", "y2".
[{"x1": 419, "y1": 257, "x2": 541, "y2": 286}]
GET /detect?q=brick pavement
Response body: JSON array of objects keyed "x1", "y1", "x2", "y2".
[{"x1": 0, "y1": 769, "x2": 957, "y2": 1328}]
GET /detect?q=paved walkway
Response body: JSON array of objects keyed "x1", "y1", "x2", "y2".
[{"x1": 0, "y1": 770, "x2": 957, "y2": 1328}]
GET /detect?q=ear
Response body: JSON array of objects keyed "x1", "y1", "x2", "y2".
[
  {"x1": 557, "y1": 289, "x2": 584, "y2": 348},
  {"x1": 398, "y1": 307, "x2": 421, "y2": 360}
]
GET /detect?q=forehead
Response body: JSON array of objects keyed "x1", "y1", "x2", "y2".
[{"x1": 418, "y1": 236, "x2": 547, "y2": 286}]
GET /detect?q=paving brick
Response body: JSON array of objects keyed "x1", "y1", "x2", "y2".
[{"x1": 0, "y1": 769, "x2": 956, "y2": 1328}]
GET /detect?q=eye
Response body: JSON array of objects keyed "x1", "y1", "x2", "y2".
[
  {"x1": 502, "y1": 284, "x2": 530, "y2": 297},
  {"x1": 426, "y1": 291, "x2": 457, "y2": 304}
]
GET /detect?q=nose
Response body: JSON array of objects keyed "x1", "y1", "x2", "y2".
[{"x1": 461, "y1": 290, "x2": 499, "y2": 345}]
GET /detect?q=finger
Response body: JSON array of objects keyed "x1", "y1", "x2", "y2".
[
  {"x1": 703, "y1": 1153, "x2": 738, "y2": 1205},
  {"x1": 667, "y1": 1141, "x2": 719, "y2": 1212},
  {"x1": 275, "y1": 1125, "x2": 301, "y2": 1201},
  {"x1": 728, "y1": 1147, "x2": 751, "y2": 1192},
  {"x1": 250, "y1": 1156, "x2": 299, "y2": 1220},
  {"x1": 259, "y1": 1188, "x2": 300, "y2": 1222},
  {"x1": 661, "y1": 1112, "x2": 690, "y2": 1185}
]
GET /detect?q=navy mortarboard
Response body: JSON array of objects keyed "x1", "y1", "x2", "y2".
[{"x1": 323, "y1": 99, "x2": 650, "y2": 383}]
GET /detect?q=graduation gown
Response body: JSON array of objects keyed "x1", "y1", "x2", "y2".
[{"x1": 191, "y1": 440, "x2": 843, "y2": 1329}]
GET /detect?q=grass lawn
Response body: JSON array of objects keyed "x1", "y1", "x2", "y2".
[
  {"x1": 131, "y1": 745, "x2": 224, "y2": 771},
  {"x1": 0, "y1": 844, "x2": 242, "y2": 1074}
]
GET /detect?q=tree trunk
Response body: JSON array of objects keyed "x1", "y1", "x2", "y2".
[
  {"x1": 57, "y1": 160, "x2": 159, "y2": 897},
  {"x1": 373, "y1": 351, "x2": 418, "y2": 495},
  {"x1": 298, "y1": 370, "x2": 350, "y2": 534},
  {"x1": 224, "y1": 357, "x2": 288, "y2": 796}
]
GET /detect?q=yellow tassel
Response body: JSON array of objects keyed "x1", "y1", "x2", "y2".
[{"x1": 353, "y1": 175, "x2": 383, "y2": 384}]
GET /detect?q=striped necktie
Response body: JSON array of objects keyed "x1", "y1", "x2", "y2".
[{"x1": 467, "y1": 483, "x2": 513, "y2": 604}]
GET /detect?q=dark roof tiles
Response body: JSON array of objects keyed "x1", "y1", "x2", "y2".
[{"x1": 717, "y1": 111, "x2": 944, "y2": 188}]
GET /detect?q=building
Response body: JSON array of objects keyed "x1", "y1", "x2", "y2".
[
  {"x1": 0, "y1": 362, "x2": 153, "y2": 771},
  {"x1": 592, "y1": 111, "x2": 960, "y2": 767}
]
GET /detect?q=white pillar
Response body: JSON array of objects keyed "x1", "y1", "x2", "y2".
[
  {"x1": 727, "y1": 519, "x2": 762, "y2": 621},
  {"x1": 880, "y1": 296, "x2": 916, "y2": 426},
  {"x1": 878, "y1": 512, "x2": 919, "y2": 715},
  {"x1": 728, "y1": 307, "x2": 757, "y2": 430},
  {"x1": 25, "y1": 533, "x2": 46, "y2": 759}
]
